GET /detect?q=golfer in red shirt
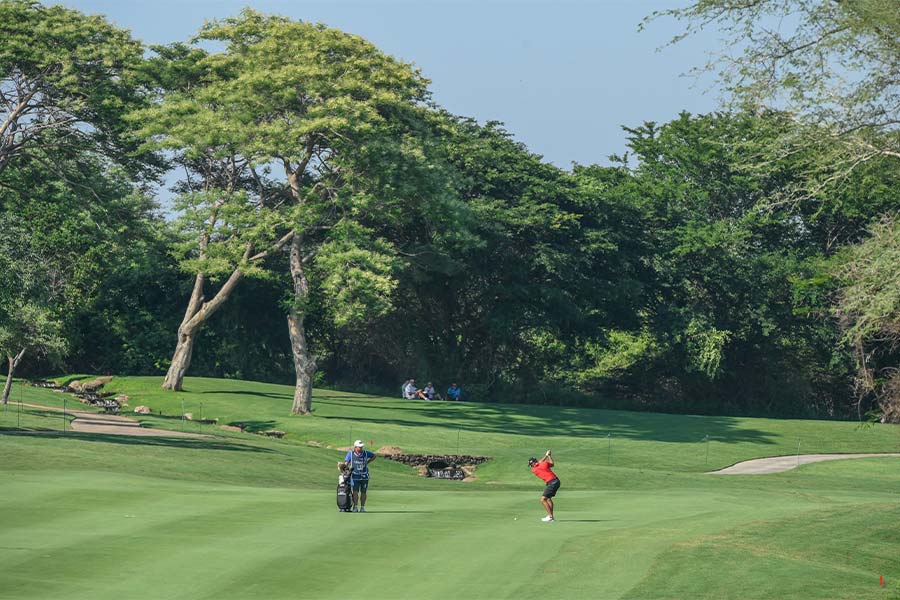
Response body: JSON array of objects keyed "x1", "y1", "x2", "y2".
[{"x1": 529, "y1": 450, "x2": 560, "y2": 522}]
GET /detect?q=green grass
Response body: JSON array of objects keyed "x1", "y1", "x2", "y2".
[{"x1": 1, "y1": 375, "x2": 899, "y2": 599}]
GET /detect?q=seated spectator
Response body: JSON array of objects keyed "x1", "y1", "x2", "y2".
[
  {"x1": 421, "y1": 382, "x2": 437, "y2": 401},
  {"x1": 403, "y1": 379, "x2": 418, "y2": 399},
  {"x1": 401, "y1": 379, "x2": 410, "y2": 398},
  {"x1": 447, "y1": 383, "x2": 462, "y2": 401}
]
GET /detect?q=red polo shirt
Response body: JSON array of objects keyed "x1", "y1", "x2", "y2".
[{"x1": 531, "y1": 461, "x2": 557, "y2": 483}]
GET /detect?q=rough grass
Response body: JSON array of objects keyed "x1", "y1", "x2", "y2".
[{"x1": 1, "y1": 376, "x2": 899, "y2": 599}]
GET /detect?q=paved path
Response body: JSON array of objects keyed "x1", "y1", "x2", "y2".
[
  {"x1": 12, "y1": 402, "x2": 205, "y2": 438},
  {"x1": 709, "y1": 453, "x2": 900, "y2": 475}
]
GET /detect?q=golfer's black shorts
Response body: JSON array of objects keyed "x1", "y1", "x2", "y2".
[
  {"x1": 542, "y1": 478, "x2": 560, "y2": 498},
  {"x1": 350, "y1": 478, "x2": 369, "y2": 493}
]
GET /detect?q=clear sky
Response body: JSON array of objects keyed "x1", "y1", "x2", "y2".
[{"x1": 59, "y1": 0, "x2": 721, "y2": 169}]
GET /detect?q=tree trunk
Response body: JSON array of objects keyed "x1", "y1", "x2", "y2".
[
  {"x1": 162, "y1": 329, "x2": 197, "y2": 391},
  {"x1": 162, "y1": 266, "x2": 245, "y2": 391},
  {"x1": 288, "y1": 310, "x2": 316, "y2": 415},
  {"x1": 2, "y1": 358, "x2": 15, "y2": 405},
  {"x1": 2, "y1": 349, "x2": 25, "y2": 405},
  {"x1": 162, "y1": 272, "x2": 205, "y2": 391},
  {"x1": 288, "y1": 235, "x2": 316, "y2": 415}
]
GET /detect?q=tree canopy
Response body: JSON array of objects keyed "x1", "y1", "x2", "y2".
[{"x1": 4, "y1": 1, "x2": 899, "y2": 421}]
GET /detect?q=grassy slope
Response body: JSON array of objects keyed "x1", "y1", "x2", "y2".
[{"x1": 1, "y1": 376, "x2": 899, "y2": 599}]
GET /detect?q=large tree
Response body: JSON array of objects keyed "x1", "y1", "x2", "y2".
[
  {"x1": 657, "y1": 0, "x2": 900, "y2": 419},
  {"x1": 0, "y1": 140, "x2": 160, "y2": 387},
  {"x1": 0, "y1": 0, "x2": 151, "y2": 176},
  {"x1": 657, "y1": 1, "x2": 900, "y2": 173},
  {"x1": 0, "y1": 215, "x2": 65, "y2": 404},
  {"x1": 319, "y1": 115, "x2": 638, "y2": 401},
  {"x1": 0, "y1": 0, "x2": 164, "y2": 391},
  {"x1": 133, "y1": 42, "x2": 295, "y2": 391},
  {"x1": 137, "y1": 11, "x2": 454, "y2": 412}
]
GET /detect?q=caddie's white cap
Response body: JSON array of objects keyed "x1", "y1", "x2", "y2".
[{"x1": 354, "y1": 440, "x2": 365, "y2": 447}]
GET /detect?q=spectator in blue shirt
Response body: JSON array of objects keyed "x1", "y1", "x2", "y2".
[
  {"x1": 447, "y1": 383, "x2": 462, "y2": 401},
  {"x1": 342, "y1": 440, "x2": 377, "y2": 512}
]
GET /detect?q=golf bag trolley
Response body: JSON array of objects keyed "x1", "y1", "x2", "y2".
[{"x1": 337, "y1": 463, "x2": 353, "y2": 512}]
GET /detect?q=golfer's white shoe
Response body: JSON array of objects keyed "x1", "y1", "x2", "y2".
[
  {"x1": 541, "y1": 515, "x2": 555, "y2": 522},
  {"x1": 359, "y1": 507, "x2": 366, "y2": 513},
  {"x1": 352, "y1": 506, "x2": 359, "y2": 513}
]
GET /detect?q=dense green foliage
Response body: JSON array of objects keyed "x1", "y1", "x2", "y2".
[{"x1": 3, "y1": 1, "x2": 900, "y2": 419}]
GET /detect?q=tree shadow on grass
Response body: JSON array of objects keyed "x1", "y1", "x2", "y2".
[
  {"x1": 225, "y1": 420, "x2": 277, "y2": 434},
  {"x1": 0, "y1": 430, "x2": 276, "y2": 453},
  {"x1": 314, "y1": 401, "x2": 776, "y2": 445},
  {"x1": 200, "y1": 390, "x2": 292, "y2": 401}
]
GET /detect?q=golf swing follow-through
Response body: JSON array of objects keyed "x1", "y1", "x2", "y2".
[{"x1": 529, "y1": 450, "x2": 560, "y2": 522}]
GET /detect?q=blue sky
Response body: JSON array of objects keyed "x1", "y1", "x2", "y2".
[{"x1": 60, "y1": 0, "x2": 721, "y2": 168}]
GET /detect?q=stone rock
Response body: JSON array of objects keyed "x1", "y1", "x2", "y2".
[
  {"x1": 133, "y1": 406, "x2": 151, "y2": 414},
  {"x1": 82, "y1": 376, "x2": 113, "y2": 392},
  {"x1": 184, "y1": 412, "x2": 194, "y2": 421}
]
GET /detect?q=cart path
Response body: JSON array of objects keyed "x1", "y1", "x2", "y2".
[
  {"x1": 9, "y1": 402, "x2": 206, "y2": 438},
  {"x1": 709, "y1": 453, "x2": 900, "y2": 475}
]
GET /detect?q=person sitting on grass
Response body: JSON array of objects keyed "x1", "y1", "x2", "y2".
[
  {"x1": 529, "y1": 450, "x2": 560, "y2": 522},
  {"x1": 342, "y1": 440, "x2": 377, "y2": 512},
  {"x1": 403, "y1": 379, "x2": 418, "y2": 400},
  {"x1": 446, "y1": 382, "x2": 462, "y2": 401},
  {"x1": 420, "y1": 382, "x2": 437, "y2": 401}
]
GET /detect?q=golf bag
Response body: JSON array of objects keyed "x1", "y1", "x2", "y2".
[{"x1": 337, "y1": 472, "x2": 353, "y2": 512}]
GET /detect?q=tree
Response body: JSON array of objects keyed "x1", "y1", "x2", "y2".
[
  {"x1": 656, "y1": 0, "x2": 900, "y2": 418},
  {"x1": 137, "y1": 11, "x2": 454, "y2": 412},
  {"x1": 155, "y1": 186, "x2": 291, "y2": 391},
  {"x1": 0, "y1": 216, "x2": 65, "y2": 404},
  {"x1": 319, "y1": 115, "x2": 637, "y2": 402},
  {"x1": 582, "y1": 111, "x2": 868, "y2": 416},
  {"x1": 0, "y1": 134, "x2": 161, "y2": 386},
  {"x1": 0, "y1": 0, "x2": 151, "y2": 176},
  {"x1": 133, "y1": 42, "x2": 295, "y2": 391},
  {"x1": 655, "y1": 1, "x2": 900, "y2": 196},
  {"x1": 0, "y1": 0, "x2": 164, "y2": 394},
  {"x1": 834, "y1": 216, "x2": 900, "y2": 422}
]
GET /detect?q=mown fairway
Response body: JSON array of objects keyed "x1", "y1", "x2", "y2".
[{"x1": 2, "y1": 376, "x2": 899, "y2": 599}]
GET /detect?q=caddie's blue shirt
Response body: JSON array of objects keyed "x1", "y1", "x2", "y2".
[{"x1": 345, "y1": 449, "x2": 375, "y2": 480}]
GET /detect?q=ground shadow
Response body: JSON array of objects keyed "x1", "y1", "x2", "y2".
[
  {"x1": 314, "y1": 398, "x2": 776, "y2": 445},
  {"x1": 126, "y1": 383, "x2": 778, "y2": 447},
  {"x1": 225, "y1": 420, "x2": 277, "y2": 433},
  {"x1": 556, "y1": 519, "x2": 610, "y2": 523},
  {"x1": 0, "y1": 430, "x2": 275, "y2": 453},
  {"x1": 356, "y1": 510, "x2": 435, "y2": 514},
  {"x1": 201, "y1": 389, "x2": 292, "y2": 401}
]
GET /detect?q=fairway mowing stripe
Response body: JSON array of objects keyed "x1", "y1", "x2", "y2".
[
  {"x1": 2, "y1": 491, "x2": 307, "y2": 599},
  {"x1": 0, "y1": 479, "x2": 286, "y2": 573}
]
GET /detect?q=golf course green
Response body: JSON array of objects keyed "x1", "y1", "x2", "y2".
[{"x1": 2, "y1": 376, "x2": 899, "y2": 599}]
